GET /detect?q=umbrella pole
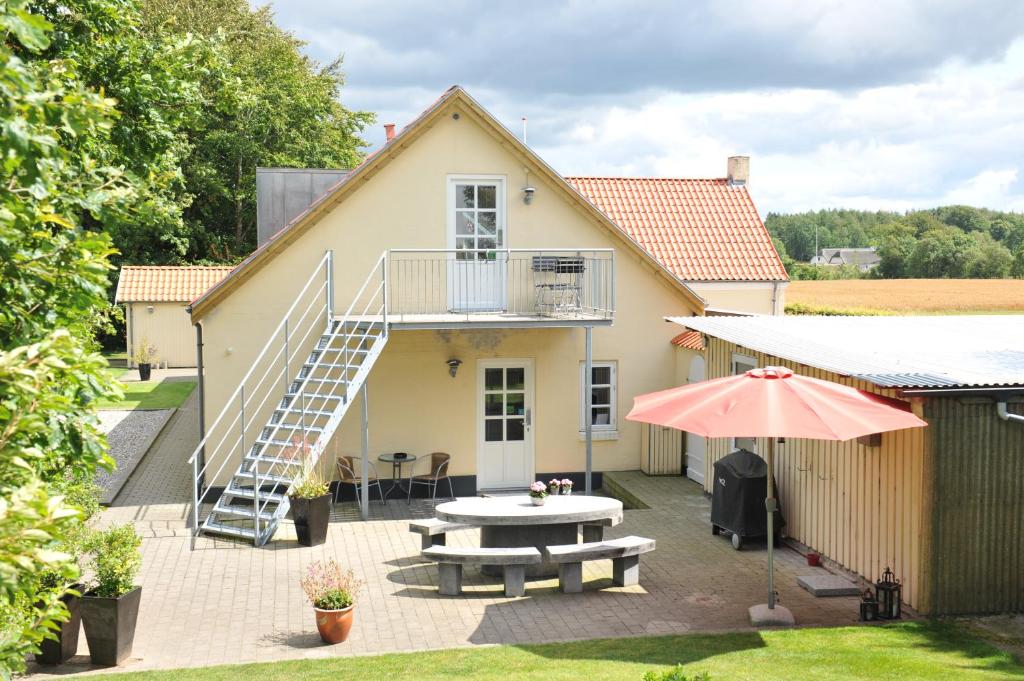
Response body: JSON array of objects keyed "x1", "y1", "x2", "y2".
[{"x1": 766, "y1": 437, "x2": 783, "y2": 609}]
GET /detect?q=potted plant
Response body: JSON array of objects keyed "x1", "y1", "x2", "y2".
[
  {"x1": 548, "y1": 478, "x2": 561, "y2": 495},
  {"x1": 300, "y1": 560, "x2": 363, "y2": 644},
  {"x1": 560, "y1": 478, "x2": 574, "y2": 495},
  {"x1": 288, "y1": 449, "x2": 331, "y2": 547},
  {"x1": 80, "y1": 524, "x2": 143, "y2": 666},
  {"x1": 529, "y1": 481, "x2": 548, "y2": 506},
  {"x1": 132, "y1": 338, "x2": 158, "y2": 381}
]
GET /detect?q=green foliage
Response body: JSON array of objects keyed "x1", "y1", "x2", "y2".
[
  {"x1": 289, "y1": 454, "x2": 330, "y2": 500},
  {"x1": 87, "y1": 524, "x2": 142, "y2": 598},
  {"x1": 313, "y1": 588, "x2": 353, "y2": 611},
  {"x1": 766, "y1": 205, "x2": 1024, "y2": 280},
  {"x1": 643, "y1": 668, "x2": 710, "y2": 681},
  {"x1": 300, "y1": 560, "x2": 362, "y2": 610},
  {"x1": 0, "y1": 1, "x2": 125, "y2": 672}
]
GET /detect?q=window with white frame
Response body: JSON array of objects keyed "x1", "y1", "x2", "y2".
[
  {"x1": 580, "y1": 361, "x2": 617, "y2": 432},
  {"x1": 732, "y1": 353, "x2": 758, "y2": 452}
]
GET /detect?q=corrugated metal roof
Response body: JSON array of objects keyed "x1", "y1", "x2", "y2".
[{"x1": 669, "y1": 315, "x2": 1024, "y2": 389}]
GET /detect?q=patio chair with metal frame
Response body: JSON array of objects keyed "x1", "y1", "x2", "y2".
[
  {"x1": 335, "y1": 456, "x2": 385, "y2": 506},
  {"x1": 406, "y1": 452, "x2": 455, "y2": 503}
]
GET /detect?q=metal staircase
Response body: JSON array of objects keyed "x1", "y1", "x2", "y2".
[{"x1": 189, "y1": 252, "x2": 388, "y2": 545}]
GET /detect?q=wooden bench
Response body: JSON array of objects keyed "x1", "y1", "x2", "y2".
[
  {"x1": 544, "y1": 535, "x2": 656, "y2": 593},
  {"x1": 409, "y1": 518, "x2": 473, "y2": 550},
  {"x1": 422, "y1": 545, "x2": 541, "y2": 597}
]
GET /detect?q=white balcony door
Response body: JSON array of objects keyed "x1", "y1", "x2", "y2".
[
  {"x1": 447, "y1": 176, "x2": 506, "y2": 312},
  {"x1": 685, "y1": 355, "x2": 707, "y2": 484},
  {"x1": 477, "y1": 360, "x2": 534, "y2": 489}
]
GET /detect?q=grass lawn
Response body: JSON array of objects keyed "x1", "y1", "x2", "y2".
[
  {"x1": 786, "y1": 279, "x2": 1024, "y2": 315},
  {"x1": 96, "y1": 370, "x2": 196, "y2": 410},
  {"x1": 87, "y1": 622, "x2": 1022, "y2": 681}
]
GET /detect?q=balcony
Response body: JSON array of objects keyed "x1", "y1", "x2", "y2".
[{"x1": 384, "y1": 249, "x2": 615, "y2": 328}]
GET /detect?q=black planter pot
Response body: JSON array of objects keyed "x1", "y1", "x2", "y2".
[
  {"x1": 80, "y1": 586, "x2": 142, "y2": 667},
  {"x1": 137, "y1": 363, "x2": 152, "y2": 381},
  {"x1": 34, "y1": 585, "x2": 83, "y2": 665},
  {"x1": 289, "y1": 493, "x2": 331, "y2": 546}
]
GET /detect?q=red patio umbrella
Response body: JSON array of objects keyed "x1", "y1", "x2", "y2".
[{"x1": 626, "y1": 366, "x2": 927, "y2": 624}]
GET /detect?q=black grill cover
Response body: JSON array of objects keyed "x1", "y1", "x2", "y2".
[{"x1": 710, "y1": 449, "x2": 785, "y2": 539}]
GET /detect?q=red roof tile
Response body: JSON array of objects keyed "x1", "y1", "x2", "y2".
[
  {"x1": 565, "y1": 177, "x2": 788, "y2": 282},
  {"x1": 670, "y1": 330, "x2": 704, "y2": 351},
  {"x1": 115, "y1": 266, "x2": 236, "y2": 303}
]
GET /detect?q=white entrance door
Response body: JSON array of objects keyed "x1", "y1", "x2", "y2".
[
  {"x1": 447, "y1": 177, "x2": 506, "y2": 312},
  {"x1": 685, "y1": 355, "x2": 707, "y2": 484},
  {"x1": 477, "y1": 360, "x2": 534, "y2": 489}
]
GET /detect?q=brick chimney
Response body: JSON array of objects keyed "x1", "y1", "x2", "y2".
[
  {"x1": 727, "y1": 156, "x2": 749, "y2": 186},
  {"x1": 384, "y1": 123, "x2": 396, "y2": 142}
]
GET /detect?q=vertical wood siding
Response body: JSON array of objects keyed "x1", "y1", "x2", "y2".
[
  {"x1": 641, "y1": 423, "x2": 684, "y2": 475},
  {"x1": 702, "y1": 337, "x2": 926, "y2": 609},
  {"x1": 924, "y1": 397, "x2": 1024, "y2": 615}
]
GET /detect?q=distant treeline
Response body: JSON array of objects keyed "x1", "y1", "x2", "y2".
[{"x1": 765, "y1": 206, "x2": 1024, "y2": 280}]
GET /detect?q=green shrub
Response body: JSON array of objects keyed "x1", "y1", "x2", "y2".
[
  {"x1": 314, "y1": 588, "x2": 353, "y2": 610},
  {"x1": 87, "y1": 525, "x2": 142, "y2": 598},
  {"x1": 642, "y1": 667, "x2": 710, "y2": 681}
]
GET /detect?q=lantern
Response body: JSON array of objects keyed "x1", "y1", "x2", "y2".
[
  {"x1": 875, "y1": 567, "x2": 902, "y2": 620},
  {"x1": 858, "y1": 589, "x2": 878, "y2": 622}
]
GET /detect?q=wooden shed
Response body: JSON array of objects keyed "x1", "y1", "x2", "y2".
[
  {"x1": 669, "y1": 314, "x2": 1024, "y2": 616},
  {"x1": 115, "y1": 266, "x2": 233, "y2": 368}
]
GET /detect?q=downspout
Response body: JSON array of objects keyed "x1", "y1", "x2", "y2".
[
  {"x1": 190, "y1": 315, "x2": 206, "y2": 492},
  {"x1": 997, "y1": 401, "x2": 1024, "y2": 424}
]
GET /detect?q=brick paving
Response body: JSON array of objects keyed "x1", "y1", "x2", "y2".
[{"x1": 31, "y1": 416, "x2": 865, "y2": 675}]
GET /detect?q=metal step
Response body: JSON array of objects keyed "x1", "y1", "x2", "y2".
[
  {"x1": 223, "y1": 485, "x2": 288, "y2": 505},
  {"x1": 260, "y1": 423, "x2": 324, "y2": 439},
  {"x1": 233, "y1": 470, "x2": 293, "y2": 486},
  {"x1": 211, "y1": 501, "x2": 277, "y2": 522},
  {"x1": 200, "y1": 520, "x2": 257, "y2": 540},
  {"x1": 272, "y1": 407, "x2": 335, "y2": 420},
  {"x1": 280, "y1": 392, "x2": 344, "y2": 408}
]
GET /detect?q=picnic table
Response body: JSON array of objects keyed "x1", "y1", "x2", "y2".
[{"x1": 435, "y1": 494, "x2": 623, "y2": 576}]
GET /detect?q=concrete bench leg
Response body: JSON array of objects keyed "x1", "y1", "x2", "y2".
[
  {"x1": 438, "y1": 562, "x2": 462, "y2": 596},
  {"x1": 581, "y1": 524, "x2": 603, "y2": 543},
  {"x1": 558, "y1": 562, "x2": 583, "y2": 593},
  {"x1": 422, "y1": 533, "x2": 445, "y2": 550},
  {"x1": 613, "y1": 555, "x2": 640, "y2": 587},
  {"x1": 503, "y1": 565, "x2": 526, "y2": 597}
]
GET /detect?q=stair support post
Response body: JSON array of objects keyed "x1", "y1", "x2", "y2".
[
  {"x1": 326, "y1": 250, "x2": 334, "y2": 328},
  {"x1": 361, "y1": 383, "x2": 369, "y2": 521}
]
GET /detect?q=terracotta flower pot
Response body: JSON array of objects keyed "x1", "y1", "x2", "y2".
[
  {"x1": 34, "y1": 585, "x2": 83, "y2": 665},
  {"x1": 289, "y1": 493, "x2": 331, "y2": 547},
  {"x1": 314, "y1": 605, "x2": 354, "y2": 644}
]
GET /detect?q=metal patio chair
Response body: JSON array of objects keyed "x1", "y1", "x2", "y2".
[
  {"x1": 336, "y1": 456, "x2": 385, "y2": 506},
  {"x1": 407, "y1": 452, "x2": 455, "y2": 503}
]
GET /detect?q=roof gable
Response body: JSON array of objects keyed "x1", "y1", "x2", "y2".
[
  {"x1": 566, "y1": 177, "x2": 788, "y2": 282},
  {"x1": 190, "y1": 86, "x2": 705, "y2": 319},
  {"x1": 115, "y1": 266, "x2": 235, "y2": 303}
]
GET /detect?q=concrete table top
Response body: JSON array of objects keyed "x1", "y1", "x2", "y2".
[{"x1": 436, "y1": 495, "x2": 623, "y2": 527}]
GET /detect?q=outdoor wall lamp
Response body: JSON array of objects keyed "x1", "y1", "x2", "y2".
[
  {"x1": 522, "y1": 185, "x2": 536, "y2": 205},
  {"x1": 447, "y1": 358, "x2": 462, "y2": 378}
]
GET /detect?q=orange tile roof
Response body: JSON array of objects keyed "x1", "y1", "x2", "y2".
[
  {"x1": 565, "y1": 177, "x2": 788, "y2": 282},
  {"x1": 670, "y1": 330, "x2": 704, "y2": 351},
  {"x1": 115, "y1": 266, "x2": 236, "y2": 303}
]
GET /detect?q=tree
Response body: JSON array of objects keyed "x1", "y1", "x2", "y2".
[
  {"x1": 907, "y1": 226, "x2": 974, "y2": 278},
  {"x1": 141, "y1": 0, "x2": 374, "y2": 259},
  {"x1": 965, "y1": 232, "x2": 1013, "y2": 279},
  {"x1": 0, "y1": 2, "x2": 121, "y2": 672},
  {"x1": 874, "y1": 221, "x2": 917, "y2": 279}
]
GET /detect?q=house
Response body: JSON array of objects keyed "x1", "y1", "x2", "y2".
[
  {"x1": 668, "y1": 313, "x2": 1024, "y2": 616},
  {"x1": 810, "y1": 247, "x2": 880, "y2": 272},
  {"x1": 186, "y1": 85, "x2": 739, "y2": 543},
  {"x1": 114, "y1": 266, "x2": 233, "y2": 367}
]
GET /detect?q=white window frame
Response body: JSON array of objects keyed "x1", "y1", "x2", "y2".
[
  {"x1": 580, "y1": 361, "x2": 617, "y2": 437},
  {"x1": 731, "y1": 352, "x2": 758, "y2": 452},
  {"x1": 446, "y1": 175, "x2": 507, "y2": 254}
]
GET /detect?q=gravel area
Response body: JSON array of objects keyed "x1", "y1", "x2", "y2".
[{"x1": 97, "y1": 409, "x2": 174, "y2": 504}]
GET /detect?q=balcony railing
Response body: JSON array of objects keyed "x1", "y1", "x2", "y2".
[{"x1": 386, "y1": 249, "x2": 614, "y2": 323}]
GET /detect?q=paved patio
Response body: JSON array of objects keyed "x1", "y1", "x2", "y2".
[{"x1": 29, "y1": 402, "x2": 867, "y2": 675}]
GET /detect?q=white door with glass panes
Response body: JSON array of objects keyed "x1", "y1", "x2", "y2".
[
  {"x1": 731, "y1": 354, "x2": 758, "y2": 453},
  {"x1": 447, "y1": 177, "x2": 506, "y2": 312},
  {"x1": 477, "y1": 360, "x2": 533, "y2": 489}
]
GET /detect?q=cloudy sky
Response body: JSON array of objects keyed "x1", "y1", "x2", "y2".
[{"x1": 263, "y1": 1, "x2": 1024, "y2": 214}]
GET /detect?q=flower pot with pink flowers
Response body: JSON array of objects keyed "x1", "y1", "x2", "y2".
[
  {"x1": 548, "y1": 479, "x2": 561, "y2": 495},
  {"x1": 301, "y1": 560, "x2": 364, "y2": 644},
  {"x1": 529, "y1": 481, "x2": 548, "y2": 506},
  {"x1": 560, "y1": 478, "x2": 574, "y2": 495}
]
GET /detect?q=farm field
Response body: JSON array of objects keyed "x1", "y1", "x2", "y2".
[{"x1": 786, "y1": 279, "x2": 1024, "y2": 315}]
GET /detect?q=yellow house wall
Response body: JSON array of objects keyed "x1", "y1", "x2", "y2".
[
  {"x1": 701, "y1": 336, "x2": 926, "y2": 610},
  {"x1": 686, "y1": 282, "x2": 785, "y2": 315},
  {"x1": 126, "y1": 302, "x2": 195, "y2": 368},
  {"x1": 196, "y1": 99, "x2": 700, "y2": 486}
]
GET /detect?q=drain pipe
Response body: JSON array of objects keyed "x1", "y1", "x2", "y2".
[
  {"x1": 191, "y1": 316, "x2": 206, "y2": 492},
  {"x1": 997, "y1": 401, "x2": 1024, "y2": 424}
]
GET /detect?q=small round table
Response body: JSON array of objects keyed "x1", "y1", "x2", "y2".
[
  {"x1": 436, "y1": 495, "x2": 623, "y2": 577},
  {"x1": 378, "y1": 452, "x2": 418, "y2": 500}
]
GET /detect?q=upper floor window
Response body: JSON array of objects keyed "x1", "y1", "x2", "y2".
[{"x1": 450, "y1": 178, "x2": 504, "y2": 260}]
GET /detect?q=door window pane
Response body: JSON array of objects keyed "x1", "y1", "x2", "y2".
[
  {"x1": 506, "y1": 418, "x2": 524, "y2": 441},
  {"x1": 485, "y1": 368, "x2": 503, "y2": 391},
  {"x1": 456, "y1": 212, "x2": 476, "y2": 235},
  {"x1": 477, "y1": 185, "x2": 496, "y2": 208},
  {"x1": 506, "y1": 368, "x2": 524, "y2": 390},
  {"x1": 506, "y1": 392, "x2": 524, "y2": 416},
  {"x1": 477, "y1": 212, "x2": 496, "y2": 235},
  {"x1": 456, "y1": 185, "x2": 475, "y2": 208},
  {"x1": 484, "y1": 393, "x2": 503, "y2": 416},
  {"x1": 485, "y1": 419, "x2": 503, "y2": 442}
]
